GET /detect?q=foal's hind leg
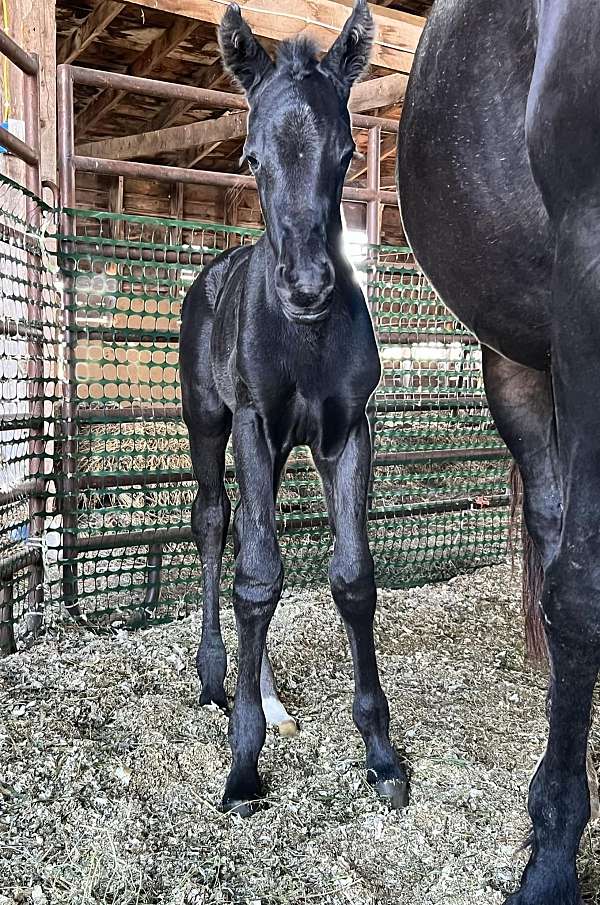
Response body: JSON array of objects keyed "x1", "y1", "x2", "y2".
[
  {"x1": 313, "y1": 415, "x2": 408, "y2": 809},
  {"x1": 188, "y1": 415, "x2": 232, "y2": 711}
]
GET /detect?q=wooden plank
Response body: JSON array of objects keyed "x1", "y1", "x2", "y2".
[
  {"x1": 108, "y1": 175, "x2": 125, "y2": 238},
  {"x1": 76, "y1": 110, "x2": 248, "y2": 159},
  {"x1": 75, "y1": 72, "x2": 403, "y2": 161},
  {"x1": 349, "y1": 72, "x2": 407, "y2": 112},
  {"x1": 182, "y1": 140, "x2": 222, "y2": 168},
  {"x1": 3, "y1": 0, "x2": 56, "y2": 182},
  {"x1": 57, "y1": 1, "x2": 126, "y2": 65},
  {"x1": 349, "y1": 132, "x2": 396, "y2": 182},
  {"x1": 118, "y1": 0, "x2": 424, "y2": 72},
  {"x1": 76, "y1": 16, "x2": 200, "y2": 137},
  {"x1": 149, "y1": 58, "x2": 224, "y2": 131}
]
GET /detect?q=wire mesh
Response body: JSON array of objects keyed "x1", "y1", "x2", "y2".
[
  {"x1": 0, "y1": 192, "x2": 512, "y2": 646},
  {"x1": 0, "y1": 174, "x2": 62, "y2": 653}
]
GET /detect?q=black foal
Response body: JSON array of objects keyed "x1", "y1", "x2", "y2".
[{"x1": 179, "y1": 0, "x2": 407, "y2": 815}]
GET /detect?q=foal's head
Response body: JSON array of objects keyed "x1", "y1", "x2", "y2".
[{"x1": 219, "y1": 1, "x2": 374, "y2": 324}]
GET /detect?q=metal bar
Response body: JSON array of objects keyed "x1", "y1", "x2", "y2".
[
  {"x1": 0, "y1": 319, "x2": 44, "y2": 341},
  {"x1": 68, "y1": 67, "x2": 399, "y2": 135},
  {"x1": 57, "y1": 65, "x2": 80, "y2": 616},
  {"x1": 75, "y1": 447, "x2": 508, "y2": 493},
  {"x1": 24, "y1": 55, "x2": 44, "y2": 623},
  {"x1": 24, "y1": 54, "x2": 41, "y2": 196},
  {"x1": 0, "y1": 28, "x2": 38, "y2": 75},
  {"x1": 0, "y1": 546, "x2": 42, "y2": 581},
  {"x1": 0, "y1": 480, "x2": 38, "y2": 508},
  {"x1": 75, "y1": 493, "x2": 509, "y2": 554},
  {"x1": 75, "y1": 329, "x2": 179, "y2": 344},
  {"x1": 0, "y1": 125, "x2": 38, "y2": 167},
  {"x1": 0, "y1": 580, "x2": 16, "y2": 657},
  {"x1": 366, "y1": 126, "x2": 382, "y2": 511},
  {"x1": 71, "y1": 156, "x2": 398, "y2": 205},
  {"x1": 70, "y1": 65, "x2": 248, "y2": 108},
  {"x1": 0, "y1": 414, "x2": 44, "y2": 431},
  {"x1": 74, "y1": 397, "x2": 489, "y2": 424}
]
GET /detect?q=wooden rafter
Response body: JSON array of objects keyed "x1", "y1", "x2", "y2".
[
  {"x1": 75, "y1": 15, "x2": 201, "y2": 138},
  {"x1": 57, "y1": 0, "x2": 126, "y2": 65},
  {"x1": 75, "y1": 72, "x2": 405, "y2": 161},
  {"x1": 348, "y1": 133, "x2": 396, "y2": 182},
  {"x1": 117, "y1": 0, "x2": 424, "y2": 72},
  {"x1": 76, "y1": 110, "x2": 248, "y2": 159},
  {"x1": 149, "y1": 59, "x2": 225, "y2": 131}
]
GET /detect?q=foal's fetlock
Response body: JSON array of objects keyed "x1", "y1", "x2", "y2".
[
  {"x1": 366, "y1": 752, "x2": 410, "y2": 809},
  {"x1": 222, "y1": 767, "x2": 264, "y2": 817}
]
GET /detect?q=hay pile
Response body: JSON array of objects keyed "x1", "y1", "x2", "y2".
[{"x1": 1, "y1": 563, "x2": 599, "y2": 905}]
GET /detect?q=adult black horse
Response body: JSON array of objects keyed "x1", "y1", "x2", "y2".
[
  {"x1": 180, "y1": 0, "x2": 408, "y2": 815},
  {"x1": 398, "y1": 2, "x2": 599, "y2": 903}
]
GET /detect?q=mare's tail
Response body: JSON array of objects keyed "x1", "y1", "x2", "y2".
[{"x1": 509, "y1": 461, "x2": 547, "y2": 662}]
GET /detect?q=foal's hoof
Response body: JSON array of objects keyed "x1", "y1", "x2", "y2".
[
  {"x1": 374, "y1": 778, "x2": 409, "y2": 810},
  {"x1": 221, "y1": 771, "x2": 263, "y2": 818},
  {"x1": 277, "y1": 718, "x2": 298, "y2": 737},
  {"x1": 199, "y1": 686, "x2": 229, "y2": 713},
  {"x1": 221, "y1": 797, "x2": 259, "y2": 819}
]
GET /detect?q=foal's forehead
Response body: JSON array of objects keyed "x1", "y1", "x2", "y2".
[{"x1": 254, "y1": 68, "x2": 348, "y2": 134}]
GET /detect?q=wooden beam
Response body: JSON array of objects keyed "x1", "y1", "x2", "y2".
[
  {"x1": 349, "y1": 72, "x2": 407, "y2": 112},
  {"x1": 118, "y1": 0, "x2": 424, "y2": 72},
  {"x1": 149, "y1": 59, "x2": 224, "y2": 131},
  {"x1": 76, "y1": 16, "x2": 200, "y2": 137},
  {"x1": 57, "y1": 1, "x2": 126, "y2": 65},
  {"x1": 77, "y1": 110, "x2": 248, "y2": 159},
  {"x1": 182, "y1": 140, "x2": 222, "y2": 168},
  {"x1": 75, "y1": 72, "x2": 404, "y2": 161},
  {"x1": 348, "y1": 133, "x2": 396, "y2": 182},
  {"x1": 108, "y1": 175, "x2": 125, "y2": 238}
]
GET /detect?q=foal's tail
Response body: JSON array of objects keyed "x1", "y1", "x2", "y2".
[{"x1": 509, "y1": 462, "x2": 547, "y2": 662}]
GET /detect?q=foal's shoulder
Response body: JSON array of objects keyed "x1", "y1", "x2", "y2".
[{"x1": 181, "y1": 243, "x2": 253, "y2": 319}]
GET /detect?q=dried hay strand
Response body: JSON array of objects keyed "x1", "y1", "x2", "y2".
[{"x1": 3, "y1": 562, "x2": 599, "y2": 905}]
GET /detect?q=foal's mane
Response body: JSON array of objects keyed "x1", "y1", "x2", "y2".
[{"x1": 276, "y1": 36, "x2": 320, "y2": 80}]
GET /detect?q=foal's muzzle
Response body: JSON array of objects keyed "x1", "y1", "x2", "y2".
[{"x1": 275, "y1": 257, "x2": 335, "y2": 324}]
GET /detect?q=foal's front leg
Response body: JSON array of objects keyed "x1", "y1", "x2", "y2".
[
  {"x1": 313, "y1": 415, "x2": 409, "y2": 808},
  {"x1": 223, "y1": 407, "x2": 284, "y2": 815}
]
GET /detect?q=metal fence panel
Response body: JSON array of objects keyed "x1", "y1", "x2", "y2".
[{"x1": 0, "y1": 186, "x2": 511, "y2": 646}]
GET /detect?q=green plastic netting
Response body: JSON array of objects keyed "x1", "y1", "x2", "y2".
[{"x1": 0, "y1": 176, "x2": 511, "y2": 648}]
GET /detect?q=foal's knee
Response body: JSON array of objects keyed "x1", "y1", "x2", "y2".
[
  {"x1": 234, "y1": 538, "x2": 283, "y2": 617},
  {"x1": 330, "y1": 552, "x2": 376, "y2": 622},
  {"x1": 191, "y1": 493, "x2": 230, "y2": 547}
]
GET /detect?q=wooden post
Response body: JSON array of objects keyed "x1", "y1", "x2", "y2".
[{"x1": 1, "y1": 0, "x2": 56, "y2": 185}]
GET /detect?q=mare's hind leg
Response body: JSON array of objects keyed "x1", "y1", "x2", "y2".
[
  {"x1": 313, "y1": 415, "x2": 408, "y2": 809},
  {"x1": 188, "y1": 413, "x2": 232, "y2": 711},
  {"x1": 482, "y1": 347, "x2": 561, "y2": 574}
]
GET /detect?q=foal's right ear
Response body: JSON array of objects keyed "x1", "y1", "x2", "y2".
[{"x1": 218, "y1": 4, "x2": 274, "y2": 95}]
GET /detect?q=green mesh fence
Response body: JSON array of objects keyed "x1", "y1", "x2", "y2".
[
  {"x1": 0, "y1": 175, "x2": 62, "y2": 653},
  {"x1": 0, "y1": 180, "x2": 512, "y2": 646}
]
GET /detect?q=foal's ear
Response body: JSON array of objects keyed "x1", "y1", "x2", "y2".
[
  {"x1": 219, "y1": 4, "x2": 274, "y2": 95},
  {"x1": 321, "y1": 0, "x2": 374, "y2": 93}
]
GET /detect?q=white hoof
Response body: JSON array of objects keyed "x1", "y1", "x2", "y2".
[{"x1": 262, "y1": 695, "x2": 298, "y2": 736}]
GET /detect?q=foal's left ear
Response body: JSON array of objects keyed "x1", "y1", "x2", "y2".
[
  {"x1": 219, "y1": 3, "x2": 274, "y2": 95},
  {"x1": 321, "y1": 0, "x2": 374, "y2": 94}
]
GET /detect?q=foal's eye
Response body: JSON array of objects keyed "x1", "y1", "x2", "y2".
[{"x1": 246, "y1": 154, "x2": 260, "y2": 173}]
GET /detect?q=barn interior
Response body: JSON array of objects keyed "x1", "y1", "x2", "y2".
[{"x1": 53, "y1": 0, "x2": 430, "y2": 242}]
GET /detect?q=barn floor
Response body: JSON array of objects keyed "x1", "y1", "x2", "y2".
[{"x1": 2, "y1": 562, "x2": 600, "y2": 905}]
